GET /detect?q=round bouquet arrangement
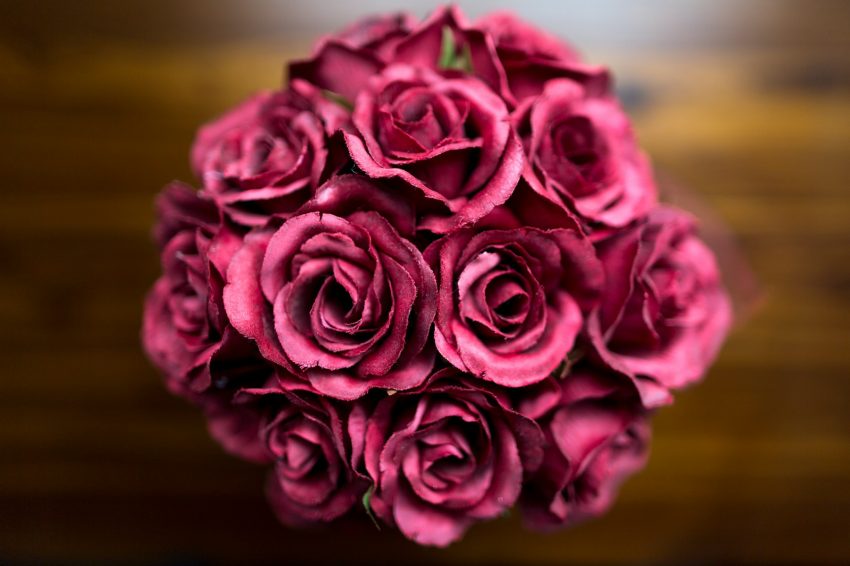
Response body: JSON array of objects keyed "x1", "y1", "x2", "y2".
[{"x1": 143, "y1": 6, "x2": 732, "y2": 547}]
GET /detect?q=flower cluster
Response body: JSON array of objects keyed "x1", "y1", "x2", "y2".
[{"x1": 143, "y1": 6, "x2": 731, "y2": 547}]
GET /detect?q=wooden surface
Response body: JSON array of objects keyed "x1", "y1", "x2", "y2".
[{"x1": 1, "y1": 1, "x2": 849, "y2": 563}]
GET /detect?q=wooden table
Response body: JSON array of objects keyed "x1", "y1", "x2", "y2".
[{"x1": 1, "y1": 1, "x2": 848, "y2": 563}]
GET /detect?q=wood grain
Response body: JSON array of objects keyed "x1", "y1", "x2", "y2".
[{"x1": 1, "y1": 1, "x2": 848, "y2": 563}]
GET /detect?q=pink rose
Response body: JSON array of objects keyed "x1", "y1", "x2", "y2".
[
  {"x1": 201, "y1": 390, "x2": 271, "y2": 464},
  {"x1": 514, "y1": 79, "x2": 657, "y2": 228},
  {"x1": 262, "y1": 391, "x2": 367, "y2": 525},
  {"x1": 425, "y1": 226, "x2": 602, "y2": 387},
  {"x1": 589, "y1": 207, "x2": 733, "y2": 407},
  {"x1": 475, "y1": 11, "x2": 580, "y2": 63},
  {"x1": 343, "y1": 64, "x2": 524, "y2": 232},
  {"x1": 352, "y1": 368, "x2": 544, "y2": 546},
  {"x1": 224, "y1": 190, "x2": 437, "y2": 399},
  {"x1": 142, "y1": 183, "x2": 248, "y2": 398},
  {"x1": 151, "y1": 180, "x2": 219, "y2": 248},
  {"x1": 324, "y1": 12, "x2": 417, "y2": 59},
  {"x1": 191, "y1": 82, "x2": 347, "y2": 227},
  {"x1": 476, "y1": 11, "x2": 610, "y2": 105},
  {"x1": 522, "y1": 367, "x2": 650, "y2": 530}
]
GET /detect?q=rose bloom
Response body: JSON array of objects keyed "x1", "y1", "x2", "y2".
[
  {"x1": 343, "y1": 64, "x2": 524, "y2": 232},
  {"x1": 475, "y1": 11, "x2": 610, "y2": 105},
  {"x1": 351, "y1": 368, "x2": 544, "y2": 546},
  {"x1": 514, "y1": 79, "x2": 656, "y2": 228},
  {"x1": 290, "y1": 13, "x2": 417, "y2": 102},
  {"x1": 142, "y1": 182, "x2": 248, "y2": 398},
  {"x1": 521, "y1": 366, "x2": 650, "y2": 530},
  {"x1": 224, "y1": 178, "x2": 437, "y2": 400},
  {"x1": 589, "y1": 207, "x2": 732, "y2": 407},
  {"x1": 200, "y1": 389, "x2": 271, "y2": 464},
  {"x1": 425, "y1": 226, "x2": 602, "y2": 387},
  {"x1": 191, "y1": 81, "x2": 347, "y2": 227},
  {"x1": 289, "y1": 6, "x2": 609, "y2": 109},
  {"x1": 261, "y1": 390, "x2": 368, "y2": 525},
  {"x1": 323, "y1": 12, "x2": 417, "y2": 59}
]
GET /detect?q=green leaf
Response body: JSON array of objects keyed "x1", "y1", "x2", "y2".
[
  {"x1": 439, "y1": 26, "x2": 457, "y2": 69},
  {"x1": 321, "y1": 89, "x2": 354, "y2": 111},
  {"x1": 438, "y1": 26, "x2": 474, "y2": 73},
  {"x1": 554, "y1": 348, "x2": 584, "y2": 380},
  {"x1": 362, "y1": 487, "x2": 381, "y2": 531},
  {"x1": 459, "y1": 43, "x2": 474, "y2": 73}
]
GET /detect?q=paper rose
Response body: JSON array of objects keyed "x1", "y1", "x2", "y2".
[
  {"x1": 425, "y1": 226, "x2": 602, "y2": 387},
  {"x1": 224, "y1": 189, "x2": 437, "y2": 400},
  {"x1": 351, "y1": 368, "x2": 544, "y2": 546},
  {"x1": 588, "y1": 206, "x2": 733, "y2": 407},
  {"x1": 143, "y1": 5, "x2": 733, "y2": 547}
]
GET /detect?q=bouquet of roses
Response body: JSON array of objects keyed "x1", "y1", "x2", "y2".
[{"x1": 143, "y1": 6, "x2": 732, "y2": 547}]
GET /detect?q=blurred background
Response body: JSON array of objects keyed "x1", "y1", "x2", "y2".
[{"x1": 1, "y1": 0, "x2": 849, "y2": 563}]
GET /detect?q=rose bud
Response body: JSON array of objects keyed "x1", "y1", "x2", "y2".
[
  {"x1": 521, "y1": 366, "x2": 650, "y2": 530},
  {"x1": 589, "y1": 207, "x2": 733, "y2": 407},
  {"x1": 143, "y1": 182, "x2": 250, "y2": 398},
  {"x1": 191, "y1": 81, "x2": 348, "y2": 227},
  {"x1": 343, "y1": 63, "x2": 525, "y2": 233},
  {"x1": 352, "y1": 368, "x2": 544, "y2": 547},
  {"x1": 514, "y1": 79, "x2": 657, "y2": 229},
  {"x1": 262, "y1": 391, "x2": 368, "y2": 525},
  {"x1": 425, "y1": 226, "x2": 602, "y2": 388},
  {"x1": 224, "y1": 199, "x2": 437, "y2": 400}
]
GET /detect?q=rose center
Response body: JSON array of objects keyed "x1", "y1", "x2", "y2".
[{"x1": 279, "y1": 433, "x2": 322, "y2": 479}]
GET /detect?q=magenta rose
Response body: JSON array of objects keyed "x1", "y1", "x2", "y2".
[
  {"x1": 514, "y1": 79, "x2": 656, "y2": 229},
  {"x1": 201, "y1": 390, "x2": 271, "y2": 464},
  {"x1": 290, "y1": 7, "x2": 491, "y2": 106},
  {"x1": 343, "y1": 64, "x2": 524, "y2": 232},
  {"x1": 143, "y1": 182, "x2": 248, "y2": 398},
  {"x1": 522, "y1": 366, "x2": 650, "y2": 530},
  {"x1": 191, "y1": 81, "x2": 347, "y2": 227},
  {"x1": 224, "y1": 192, "x2": 437, "y2": 399},
  {"x1": 425, "y1": 226, "x2": 603, "y2": 388},
  {"x1": 475, "y1": 11, "x2": 610, "y2": 105},
  {"x1": 151, "y1": 180, "x2": 218, "y2": 248},
  {"x1": 351, "y1": 368, "x2": 544, "y2": 546},
  {"x1": 324, "y1": 12, "x2": 416, "y2": 59},
  {"x1": 589, "y1": 207, "x2": 732, "y2": 407},
  {"x1": 476, "y1": 11, "x2": 580, "y2": 64},
  {"x1": 261, "y1": 390, "x2": 367, "y2": 525}
]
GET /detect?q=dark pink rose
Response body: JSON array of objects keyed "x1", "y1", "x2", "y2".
[
  {"x1": 152, "y1": 180, "x2": 219, "y2": 248},
  {"x1": 143, "y1": 183, "x2": 248, "y2": 398},
  {"x1": 522, "y1": 367, "x2": 650, "y2": 530},
  {"x1": 351, "y1": 368, "x2": 544, "y2": 547},
  {"x1": 290, "y1": 7, "x2": 493, "y2": 107},
  {"x1": 475, "y1": 11, "x2": 610, "y2": 105},
  {"x1": 388, "y1": 7, "x2": 604, "y2": 109},
  {"x1": 589, "y1": 207, "x2": 733, "y2": 407},
  {"x1": 324, "y1": 12, "x2": 417, "y2": 59},
  {"x1": 343, "y1": 64, "x2": 524, "y2": 232},
  {"x1": 262, "y1": 391, "x2": 367, "y2": 525},
  {"x1": 291, "y1": 13, "x2": 417, "y2": 103},
  {"x1": 297, "y1": 174, "x2": 417, "y2": 239},
  {"x1": 514, "y1": 79, "x2": 656, "y2": 228},
  {"x1": 201, "y1": 391, "x2": 271, "y2": 464},
  {"x1": 224, "y1": 195, "x2": 437, "y2": 399},
  {"x1": 191, "y1": 82, "x2": 347, "y2": 227},
  {"x1": 425, "y1": 226, "x2": 603, "y2": 388},
  {"x1": 475, "y1": 11, "x2": 580, "y2": 63}
]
